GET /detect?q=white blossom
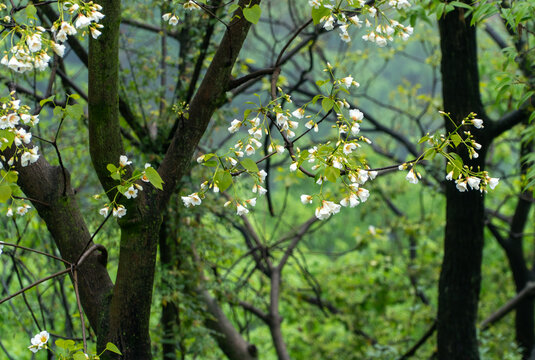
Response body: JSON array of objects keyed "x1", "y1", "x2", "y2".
[
  {"x1": 119, "y1": 155, "x2": 131, "y2": 167},
  {"x1": 315, "y1": 200, "x2": 341, "y2": 220},
  {"x1": 472, "y1": 118, "x2": 484, "y2": 129},
  {"x1": 301, "y1": 194, "x2": 313, "y2": 204},
  {"x1": 236, "y1": 204, "x2": 249, "y2": 216},
  {"x1": 343, "y1": 143, "x2": 357, "y2": 155},
  {"x1": 405, "y1": 168, "x2": 419, "y2": 184},
  {"x1": 99, "y1": 206, "x2": 109, "y2": 217},
  {"x1": 181, "y1": 193, "x2": 202, "y2": 207},
  {"x1": 113, "y1": 205, "x2": 127, "y2": 218},
  {"x1": 340, "y1": 194, "x2": 359, "y2": 208},
  {"x1": 467, "y1": 176, "x2": 481, "y2": 190},
  {"x1": 75, "y1": 15, "x2": 91, "y2": 28},
  {"x1": 228, "y1": 119, "x2": 241, "y2": 133},
  {"x1": 124, "y1": 186, "x2": 138, "y2": 199},
  {"x1": 258, "y1": 170, "x2": 268, "y2": 182},
  {"x1": 487, "y1": 177, "x2": 499, "y2": 190},
  {"x1": 456, "y1": 180, "x2": 468, "y2": 192}
]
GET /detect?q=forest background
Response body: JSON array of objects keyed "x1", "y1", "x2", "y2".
[{"x1": 0, "y1": 0, "x2": 534, "y2": 359}]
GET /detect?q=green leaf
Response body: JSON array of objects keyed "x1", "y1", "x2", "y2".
[
  {"x1": 0, "y1": 130, "x2": 14, "y2": 151},
  {"x1": 25, "y1": 4, "x2": 37, "y2": 19},
  {"x1": 73, "y1": 352, "x2": 87, "y2": 360},
  {"x1": 451, "y1": 133, "x2": 463, "y2": 147},
  {"x1": 0, "y1": 184, "x2": 12, "y2": 202},
  {"x1": 145, "y1": 167, "x2": 164, "y2": 190},
  {"x1": 4, "y1": 170, "x2": 18, "y2": 183},
  {"x1": 66, "y1": 103, "x2": 84, "y2": 120},
  {"x1": 316, "y1": 79, "x2": 330, "y2": 87},
  {"x1": 450, "y1": 1, "x2": 473, "y2": 10},
  {"x1": 435, "y1": 2, "x2": 445, "y2": 19},
  {"x1": 418, "y1": 135, "x2": 430, "y2": 144},
  {"x1": 243, "y1": 4, "x2": 261, "y2": 24},
  {"x1": 333, "y1": 102, "x2": 341, "y2": 114},
  {"x1": 311, "y1": 94, "x2": 322, "y2": 104},
  {"x1": 449, "y1": 153, "x2": 464, "y2": 179},
  {"x1": 53, "y1": 105, "x2": 63, "y2": 118},
  {"x1": 444, "y1": 4, "x2": 455, "y2": 14},
  {"x1": 214, "y1": 170, "x2": 233, "y2": 192},
  {"x1": 324, "y1": 166, "x2": 339, "y2": 183},
  {"x1": 39, "y1": 95, "x2": 55, "y2": 107},
  {"x1": 203, "y1": 160, "x2": 218, "y2": 167},
  {"x1": 117, "y1": 185, "x2": 128, "y2": 195},
  {"x1": 423, "y1": 148, "x2": 436, "y2": 160},
  {"x1": 321, "y1": 97, "x2": 334, "y2": 112},
  {"x1": 318, "y1": 144, "x2": 334, "y2": 156},
  {"x1": 311, "y1": 6, "x2": 330, "y2": 25},
  {"x1": 55, "y1": 339, "x2": 75, "y2": 350},
  {"x1": 107, "y1": 163, "x2": 117, "y2": 174},
  {"x1": 106, "y1": 342, "x2": 122, "y2": 355},
  {"x1": 55, "y1": 339, "x2": 67, "y2": 349},
  {"x1": 111, "y1": 172, "x2": 121, "y2": 181},
  {"x1": 241, "y1": 158, "x2": 259, "y2": 173},
  {"x1": 516, "y1": 90, "x2": 534, "y2": 109}
]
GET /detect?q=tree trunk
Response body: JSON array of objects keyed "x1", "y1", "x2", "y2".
[{"x1": 437, "y1": 4, "x2": 489, "y2": 359}]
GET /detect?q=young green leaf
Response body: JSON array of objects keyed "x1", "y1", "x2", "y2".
[
  {"x1": 321, "y1": 98, "x2": 334, "y2": 112},
  {"x1": 0, "y1": 184, "x2": 12, "y2": 202},
  {"x1": 214, "y1": 170, "x2": 233, "y2": 192},
  {"x1": 39, "y1": 95, "x2": 55, "y2": 107},
  {"x1": 106, "y1": 342, "x2": 123, "y2": 355},
  {"x1": 241, "y1": 158, "x2": 259, "y2": 172},
  {"x1": 145, "y1": 167, "x2": 164, "y2": 190},
  {"x1": 73, "y1": 352, "x2": 87, "y2": 360},
  {"x1": 324, "y1": 166, "x2": 339, "y2": 183},
  {"x1": 451, "y1": 133, "x2": 463, "y2": 148},
  {"x1": 107, "y1": 164, "x2": 117, "y2": 174},
  {"x1": 243, "y1": 5, "x2": 261, "y2": 24},
  {"x1": 311, "y1": 6, "x2": 330, "y2": 25}
]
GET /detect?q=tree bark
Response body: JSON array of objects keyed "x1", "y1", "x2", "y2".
[{"x1": 437, "y1": 4, "x2": 489, "y2": 359}]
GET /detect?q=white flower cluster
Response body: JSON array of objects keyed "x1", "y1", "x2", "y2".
[
  {"x1": 28, "y1": 330, "x2": 49, "y2": 353},
  {"x1": 6, "y1": 204, "x2": 31, "y2": 217},
  {"x1": 362, "y1": 21, "x2": 414, "y2": 47},
  {"x1": 182, "y1": 169, "x2": 267, "y2": 216},
  {"x1": 401, "y1": 117, "x2": 500, "y2": 193},
  {"x1": 162, "y1": 0, "x2": 202, "y2": 26},
  {"x1": 310, "y1": 0, "x2": 413, "y2": 46},
  {"x1": 302, "y1": 169, "x2": 375, "y2": 220},
  {"x1": 450, "y1": 173, "x2": 499, "y2": 193},
  {"x1": 1, "y1": 1, "x2": 104, "y2": 73},
  {"x1": 0, "y1": 97, "x2": 40, "y2": 170},
  {"x1": 97, "y1": 156, "x2": 154, "y2": 218},
  {"x1": 189, "y1": 74, "x2": 376, "y2": 221},
  {"x1": 228, "y1": 117, "x2": 268, "y2": 157}
]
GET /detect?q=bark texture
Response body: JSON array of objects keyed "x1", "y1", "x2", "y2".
[{"x1": 437, "y1": 4, "x2": 489, "y2": 360}]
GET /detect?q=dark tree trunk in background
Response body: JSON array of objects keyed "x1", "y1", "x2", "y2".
[
  {"x1": 510, "y1": 136, "x2": 534, "y2": 358},
  {"x1": 159, "y1": 214, "x2": 181, "y2": 360},
  {"x1": 437, "y1": 4, "x2": 490, "y2": 359},
  {"x1": 490, "y1": 137, "x2": 535, "y2": 358}
]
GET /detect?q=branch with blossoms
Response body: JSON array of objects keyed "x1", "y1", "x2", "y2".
[
  {"x1": 1, "y1": 1, "x2": 104, "y2": 73},
  {"x1": 185, "y1": 65, "x2": 500, "y2": 222},
  {"x1": 93, "y1": 155, "x2": 164, "y2": 218},
  {"x1": 1, "y1": 92, "x2": 88, "y2": 217}
]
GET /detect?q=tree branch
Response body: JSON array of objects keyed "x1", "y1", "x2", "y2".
[
  {"x1": 480, "y1": 282, "x2": 535, "y2": 330},
  {"x1": 490, "y1": 109, "x2": 529, "y2": 139}
]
